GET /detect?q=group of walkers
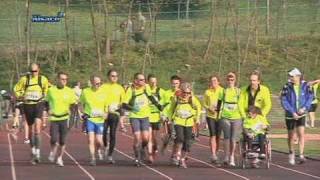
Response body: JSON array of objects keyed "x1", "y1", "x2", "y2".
[{"x1": 5, "y1": 62, "x2": 319, "y2": 169}]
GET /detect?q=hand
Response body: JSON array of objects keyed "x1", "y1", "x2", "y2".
[
  {"x1": 298, "y1": 108, "x2": 305, "y2": 115},
  {"x1": 293, "y1": 113, "x2": 300, "y2": 120},
  {"x1": 247, "y1": 133, "x2": 254, "y2": 139}
]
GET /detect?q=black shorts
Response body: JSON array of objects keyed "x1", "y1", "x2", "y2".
[
  {"x1": 206, "y1": 117, "x2": 221, "y2": 137},
  {"x1": 174, "y1": 125, "x2": 193, "y2": 152},
  {"x1": 285, "y1": 117, "x2": 306, "y2": 131},
  {"x1": 150, "y1": 122, "x2": 161, "y2": 131},
  {"x1": 24, "y1": 102, "x2": 45, "y2": 126},
  {"x1": 309, "y1": 104, "x2": 318, "y2": 112}
]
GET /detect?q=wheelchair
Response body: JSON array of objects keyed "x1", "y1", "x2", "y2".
[{"x1": 237, "y1": 132, "x2": 272, "y2": 169}]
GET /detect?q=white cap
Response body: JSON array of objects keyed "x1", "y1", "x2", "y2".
[
  {"x1": 0, "y1": 90, "x2": 6, "y2": 95},
  {"x1": 288, "y1": 68, "x2": 302, "y2": 76}
]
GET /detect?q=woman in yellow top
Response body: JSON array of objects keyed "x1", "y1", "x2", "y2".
[
  {"x1": 220, "y1": 72, "x2": 242, "y2": 167},
  {"x1": 80, "y1": 75, "x2": 109, "y2": 166},
  {"x1": 100, "y1": 69, "x2": 126, "y2": 164},
  {"x1": 203, "y1": 75, "x2": 224, "y2": 163},
  {"x1": 122, "y1": 73, "x2": 162, "y2": 166},
  {"x1": 146, "y1": 74, "x2": 166, "y2": 161},
  {"x1": 168, "y1": 82, "x2": 201, "y2": 168}
]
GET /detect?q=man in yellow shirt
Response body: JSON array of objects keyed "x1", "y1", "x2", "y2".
[
  {"x1": 203, "y1": 75, "x2": 224, "y2": 163},
  {"x1": 122, "y1": 73, "x2": 162, "y2": 166},
  {"x1": 13, "y1": 63, "x2": 49, "y2": 165},
  {"x1": 80, "y1": 75, "x2": 109, "y2": 166},
  {"x1": 101, "y1": 69, "x2": 126, "y2": 164},
  {"x1": 46, "y1": 72, "x2": 77, "y2": 167}
]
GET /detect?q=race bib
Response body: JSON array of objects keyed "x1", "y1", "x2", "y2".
[
  {"x1": 25, "y1": 91, "x2": 42, "y2": 100},
  {"x1": 91, "y1": 109, "x2": 104, "y2": 118},
  {"x1": 225, "y1": 103, "x2": 237, "y2": 110},
  {"x1": 108, "y1": 103, "x2": 119, "y2": 112},
  {"x1": 176, "y1": 109, "x2": 192, "y2": 119},
  {"x1": 253, "y1": 123, "x2": 264, "y2": 132},
  {"x1": 134, "y1": 96, "x2": 148, "y2": 109}
]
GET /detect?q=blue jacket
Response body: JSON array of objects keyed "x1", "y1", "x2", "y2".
[{"x1": 280, "y1": 81, "x2": 314, "y2": 118}]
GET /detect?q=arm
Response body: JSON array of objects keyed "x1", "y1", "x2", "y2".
[
  {"x1": 238, "y1": 89, "x2": 247, "y2": 119},
  {"x1": 193, "y1": 96, "x2": 202, "y2": 124},
  {"x1": 261, "y1": 87, "x2": 272, "y2": 117},
  {"x1": 280, "y1": 85, "x2": 296, "y2": 114},
  {"x1": 13, "y1": 77, "x2": 26, "y2": 99}
]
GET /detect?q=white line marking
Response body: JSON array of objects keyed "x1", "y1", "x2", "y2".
[
  {"x1": 115, "y1": 148, "x2": 173, "y2": 180},
  {"x1": 8, "y1": 134, "x2": 17, "y2": 180},
  {"x1": 271, "y1": 163, "x2": 320, "y2": 179},
  {"x1": 195, "y1": 141, "x2": 320, "y2": 179},
  {"x1": 121, "y1": 133, "x2": 249, "y2": 180},
  {"x1": 43, "y1": 132, "x2": 95, "y2": 180}
]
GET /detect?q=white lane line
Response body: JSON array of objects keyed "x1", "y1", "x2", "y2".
[
  {"x1": 43, "y1": 132, "x2": 95, "y2": 180},
  {"x1": 7, "y1": 134, "x2": 17, "y2": 180},
  {"x1": 271, "y1": 163, "x2": 320, "y2": 179},
  {"x1": 121, "y1": 133, "x2": 249, "y2": 180},
  {"x1": 195, "y1": 141, "x2": 320, "y2": 179},
  {"x1": 118, "y1": 134, "x2": 173, "y2": 180},
  {"x1": 115, "y1": 148, "x2": 173, "y2": 180}
]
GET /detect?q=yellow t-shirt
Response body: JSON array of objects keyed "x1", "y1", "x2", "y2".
[
  {"x1": 101, "y1": 83, "x2": 125, "y2": 115},
  {"x1": 124, "y1": 86, "x2": 152, "y2": 119},
  {"x1": 203, "y1": 86, "x2": 224, "y2": 119},
  {"x1": 80, "y1": 87, "x2": 109, "y2": 123},
  {"x1": 146, "y1": 84, "x2": 166, "y2": 123},
  {"x1": 46, "y1": 86, "x2": 77, "y2": 121}
]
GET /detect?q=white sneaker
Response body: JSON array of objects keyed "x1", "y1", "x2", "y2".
[
  {"x1": 48, "y1": 151, "x2": 55, "y2": 163},
  {"x1": 56, "y1": 157, "x2": 64, "y2": 167},
  {"x1": 299, "y1": 155, "x2": 306, "y2": 164},
  {"x1": 97, "y1": 150, "x2": 104, "y2": 160},
  {"x1": 210, "y1": 155, "x2": 218, "y2": 163},
  {"x1": 259, "y1": 153, "x2": 266, "y2": 159},
  {"x1": 107, "y1": 156, "x2": 115, "y2": 164},
  {"x1": 35, "y1": 149, "x2": 41, "y2": 163},
  {"x1": 229, "y1": 156, "x2": 235, "y2": 167},
  {"x1": 289, "y1": 153, "x2": 295, "y2": 165},
  {"x1": 24, "y1": 138, "x2": 30, "y2": 144}
]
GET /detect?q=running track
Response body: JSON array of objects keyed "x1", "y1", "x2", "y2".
[{"x1": 1, "y1": 128, "x2": 320, "y2": 180}]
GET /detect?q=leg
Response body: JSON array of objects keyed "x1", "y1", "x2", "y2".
[
  {"x1": 221, "y1": 119, "x2": 231, "y2": 163},
  {"x1": 206, "y1": 117, "x2": 218, "y2": 161},
  {"x1": 49, "y1": 121, "x2": 59, "y2": 162},
  {"x1": 230, "y1": 120, "x2": 242, "y2": 165},
  {"x1": 174, "y1": 125, "x2": 184, "y2": 165},
  {"x1": 108, "y1": 114, "x2": 119, "y2": 158},
  {"x1": 140, "y1": 118, "x2": 151, "y2": 162},
  {"x1": 308, "y1": 112, "x2": 315, "y2": 128},
  {"x1": 180, "y1": 126, "x2": 192, "y2": 168},
  {"x1": 286, "y1": 119, "x2": 296, "y2": 165},
  {"x1": 56, "y1": 120, "x2": 69, "y2": 166}
]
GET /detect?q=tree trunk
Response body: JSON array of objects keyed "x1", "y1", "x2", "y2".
[
  {"x1": 90, "y1": 0, "x2": 102, "y2": 71},
  {"x1": 25, "y1": 0, "x2": 31, "y2": 66},
  {"x1": 65, "y1": 0, "x2": 72, "y2": 65},
  {"x1": 103, "y1": 0, "x2": 111, "y2": 61},
  {"x1": 203, "y1": 0, "x2": 216, "y2": 61}
]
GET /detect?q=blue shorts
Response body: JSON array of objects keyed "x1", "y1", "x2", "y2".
[
  {"x1": 130, "y1": 117, "x2": 150, "y2": 133},
  {"x1": 86, "y1": 120, "x2": 104, "y2": 135}
]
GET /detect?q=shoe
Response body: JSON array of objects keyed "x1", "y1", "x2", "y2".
[
  {"x1": 229, "y1": 156, "x2": 235, "y2": 167},
  {"x1": 24, "y1": 138, "x2": 30, "y2": 144},
  {"x1": 259, "y1": 153, "x2": 266, "y2": 159},
  {"x1": 107, "y1": 156, "x2": 115, "y2": 164},
  {"x1": 289, "y1": 153, "x2": 295, "y2": 165},
  {"x1": 210, "y1": 155, "x2": 218, "y2": 164},
  {"x1": 48, "y1": 151, "x2": 55, "y2": 163},
  {"x1": 56, "y1": 157, "x2": 64, "y2": 167},
  {"x1": 134, "y1": 159, "x2": 141, "y2": 167},
  {"x1": 35, "y1": 149, "x2": 41, "y2": 163},
  {"x1": 171, "y1": 157, "x2": 179, "y2": 166},
  {"x1": 179, "y1": 159, "x2": 187, "y2": 168},
  {"x1": 299, "y1": 155, "x2": 306, "y2": 164},
  {"x1": 97, "y1": 150, "x2": 104, "y2": 161},
  {"x1": 31, "y1": 154, "x2": 37, "y2": 165},
  {"x1": 89, "y1": 158, "x2": 96, "y2": 166}
]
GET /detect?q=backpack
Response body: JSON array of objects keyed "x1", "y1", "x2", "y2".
[{"x1": 128, "y1": 86, "x2": 162, "y2": 111}]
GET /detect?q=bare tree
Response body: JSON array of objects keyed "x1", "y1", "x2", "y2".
[
  {"x1": 90, "y1": 0, "x2": 102, "y2": 71},
  {"x1": 102, "y1": 0, "x2": 111, "y2": 61},
  {"x1": 25, "y1": 0, "x2": 32, "y2": 66},
  {"x1": 203, "y1": 0, "x2": 216, "y2": 61},
  {"x1": 65, "y1": 0, "x2": 72, "y2": 65}
]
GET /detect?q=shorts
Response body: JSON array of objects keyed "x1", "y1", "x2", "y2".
[
  {"x1": 309, "y1": 104, "x2": 317, "y2": 112},
  {"x1": 24, "y1": 102, "x2": 45, "y2": 126},
  {"x1": 86, "y1": 120, "x2": 104, "y2": 134},
  {"x1": 174, "y1": 125, "x2": 193, "y2": 152},
  {"x1": 150, "y1": 122, "x2": 161, "y2": 131},
  {"x1": 50, "y1": 120, "x2": 69, "y2": 146},
  {"x1": 206, "y1": 117, "x2": 221, "y2": 137},
  {"x1": 221, "y1": 118, "x2": 242, "y2": 141},
  {"x1": 130, "y1": 117, "x2": 150, "y2": 133},
  {"x1": 285, "y1": 117, "x2": 306, "y2": 131}
]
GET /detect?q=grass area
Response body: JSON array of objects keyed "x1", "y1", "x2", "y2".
[
  {"x1": 271, "y1": 138, "x2": 320, "y2": 159},
  {"x1": 271, "y1": 127, "x2": 320, "y2": 134}
]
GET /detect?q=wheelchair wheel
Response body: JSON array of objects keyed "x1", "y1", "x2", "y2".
[
  {"x1": 238, "y1": 139, "x2": 247, "y2": 169},
  {"x1": 265, "y1": 140, "x2": 272, "y2": 169}
]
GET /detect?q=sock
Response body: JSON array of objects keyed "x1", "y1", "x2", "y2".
[{"x1": 34, "y1": 134, "x2": 41, "y2": 149}]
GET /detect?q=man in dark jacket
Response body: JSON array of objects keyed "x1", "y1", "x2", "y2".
[{"x1": 281, "y1": 68, "x2": 314, "y2": 165}]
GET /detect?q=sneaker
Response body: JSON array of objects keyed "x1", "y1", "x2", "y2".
[
  {"x1": 56, "y1": 157, "x2": 64, "y2": 167},
  {"x1": 48, "y1": 151, "x2": 55, "y2": 163},
  {"x1": 24, "y1": 138, "x2": 30, "y2": 144},
  {"x1": 31, "y1": 154, "x2": 37, "y2": 165},
  {"x1": 134, "y1": 159, "x2": 141, "y2": 167},
  {"x1": 289, "y1": 153, "x2": 295, "y2": 165},
  {"x1": 229, "y1": 156, "x2": 235, "y2": 167},
  {"x1": 97, "y1": 150, "x2": 104, "y2": 161},
  {"x1": 107, "y1": 156, "x2": 115, "y2": 164},
  {"x1": 35, "y1": 149, "x2": 41, "y2": 163},
  {"x1": 299, "y1": 155, "x2": 306, "y2": 164},
  {"x1": 179, "y1": 159, "x2": 187, "y2": 168},
  {"x1": 259, "y1": 153, "x2": 266, "y2": 159},
  {"x1": 171, "y1": 157, "x2": 180, "y2": 166},
  {"x1": 210, "y1": 155, "x2": 218, "y2": 164},
  {"x1": 89, "y1": 158, "x2": 96, "y2": 166}
]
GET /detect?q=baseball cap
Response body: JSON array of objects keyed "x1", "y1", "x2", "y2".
[{"x1": 288, "y1": 68, "x2": 302, "y2": 76}]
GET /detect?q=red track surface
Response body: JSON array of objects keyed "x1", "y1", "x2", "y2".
[{"x1": 1, "y1": 128, "x2": 320, "y2": 180}]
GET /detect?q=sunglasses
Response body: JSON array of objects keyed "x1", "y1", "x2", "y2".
[
  {"x1": 137, "y1": 79, "x2": 145, "y2": 82},
  {"x1": 30, "y1": 70, "x2": 38, "y2": 73},
  {"x1": 110, "y1": 74, "x2": 118, "y2": 78},
  {"x1": 227, "y1": 79, "x2": 235, "y2": 81},
  {"x1": 182, "y1": 91, "x2": 191, "y2": 95},
  {"x1": 94, "y1": 82, "x2": 101, "y2": 86}
]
